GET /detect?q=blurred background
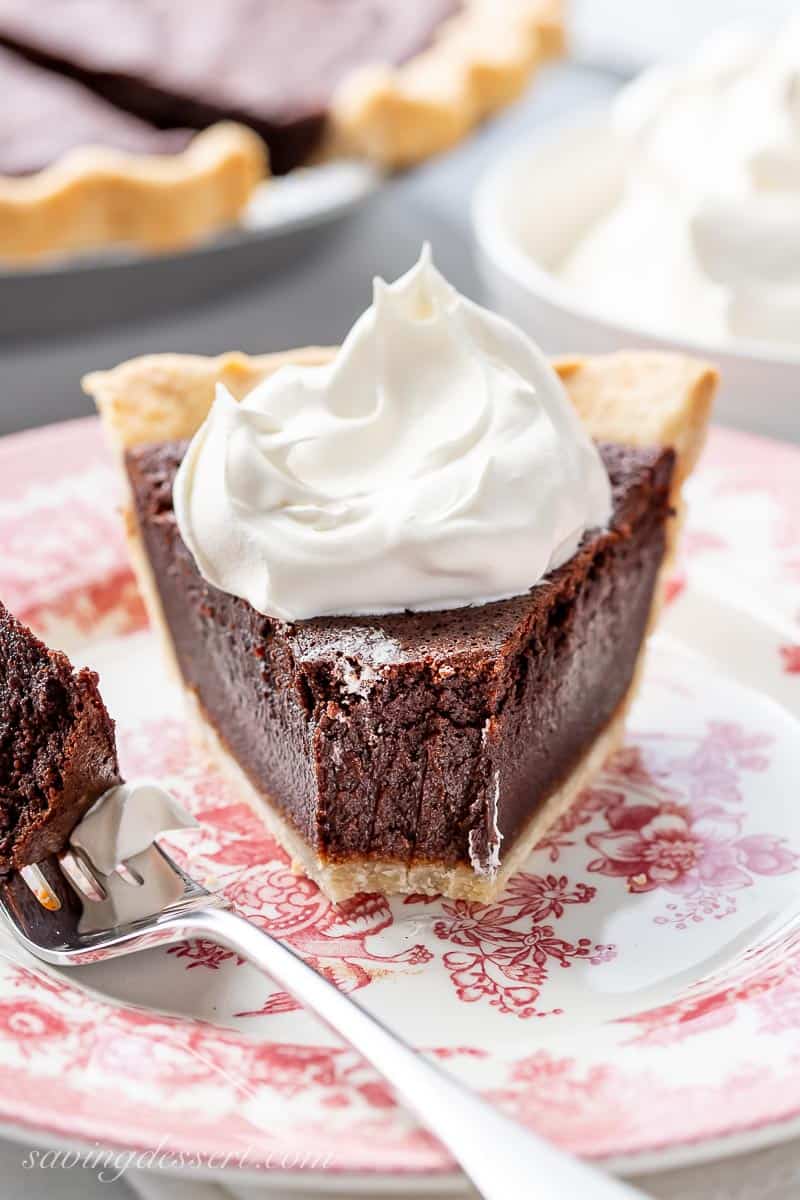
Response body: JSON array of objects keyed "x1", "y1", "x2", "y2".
[{"x1": 2, "y1": 0, "x2": 797, "y2": 434}]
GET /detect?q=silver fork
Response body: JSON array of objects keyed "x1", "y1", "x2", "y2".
[{"x1": 1, "y1": 843, "x2": 645, "y2": 1200}]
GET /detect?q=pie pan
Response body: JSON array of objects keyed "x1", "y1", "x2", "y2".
[{"x1": 0, "y1": 162, "x2": 379, "y2": 344}]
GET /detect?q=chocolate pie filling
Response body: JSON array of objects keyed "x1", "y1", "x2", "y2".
[
  {"x1": 126, "y1": 440, "x2": 674, "y2": 876},
  {"x1": 0, "y1": 602, "x2": 120, "y2": 872},
  {"x1": 0, "y1": 0, "x2": 462, "y2": 174},
  {"x1": 0, "y1": 47, "x2": 191, "y2": 176}
]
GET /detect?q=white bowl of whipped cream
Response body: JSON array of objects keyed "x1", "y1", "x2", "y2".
[{"x1": 473, "y1": 21, "x2": 800, "y2": 442}]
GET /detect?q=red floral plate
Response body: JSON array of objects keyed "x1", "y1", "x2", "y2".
[{"x1": 1, "y1": 417, "x2": 799, "y2": 1189}]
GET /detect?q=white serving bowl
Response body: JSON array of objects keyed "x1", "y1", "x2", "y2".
[{"x1": 472, "y1": 112, "x2": 800, "y2": 443}]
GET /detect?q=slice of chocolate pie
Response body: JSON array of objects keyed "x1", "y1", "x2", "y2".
[
  {"x1": 0, "y1": 0, "x2": 562, "y2": 173},
  {"x1": 0, "y1": 602, "x2": 120, "y2": 872},
  {"x1": 86, "y1": 254, "x2": 715, "y2": 902}
]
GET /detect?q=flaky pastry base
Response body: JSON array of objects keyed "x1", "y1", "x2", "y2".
[
  {"x1": 86, "y1": 348, "x2": 716, "y2": 902},
  {"x1": 328, "y1": 0, "x2": 565, "y2": 167},
  {"x1": 0, "y1": 123, "x2": 267, "y2": 264}
]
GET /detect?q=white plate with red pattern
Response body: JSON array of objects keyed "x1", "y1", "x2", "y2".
[{"x1": 1, "y1": 417, "x2": 800, "y2": 1190}]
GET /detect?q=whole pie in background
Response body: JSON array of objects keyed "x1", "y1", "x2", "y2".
[
  {"x1": 0, "y1": 0, "x2": 562, "y2": 264},
  {"x1": 0, "y1": 45, "x2": 266, "y2": 265}
]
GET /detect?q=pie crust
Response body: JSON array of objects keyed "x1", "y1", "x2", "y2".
[
  {"x1": 85, "y1": 347, "x2": 716, "y2": 902},
  {"x1": 0, "y1": 0, "x2": 560, "y2": 261},
  {"x1": 0, "y1": 123, "x2": 267, "y2": 264},
  {"x1": 328, "y1": 0, "x2": 565, "y2": 166}
]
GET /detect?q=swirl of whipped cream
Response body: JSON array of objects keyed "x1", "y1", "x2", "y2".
[
  {"x1": 174, "y1": 248, "x2": 611, "y2": 621},
  {"x1": 561, "y1": 19, "x2": 800, "y2": 346}
]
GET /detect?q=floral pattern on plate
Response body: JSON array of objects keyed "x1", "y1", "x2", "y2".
[{"x1": 0, "y1": 419, "x2": 798, "y2": 1181}]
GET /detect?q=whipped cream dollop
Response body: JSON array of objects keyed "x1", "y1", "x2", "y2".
[
  {"x1": 561, "y1": 19, "x2": 800, "y2": 346},
  {"x1": 70, "y1": 781, "x2": 197, "y2": 875},
  {"x1": 175, "y1": 248, "x2": 611, "y2": 621}
]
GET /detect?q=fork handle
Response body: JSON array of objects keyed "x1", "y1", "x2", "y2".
[{"x1": 183, "y1": 907, "x2": 643, "y2": 1200}]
